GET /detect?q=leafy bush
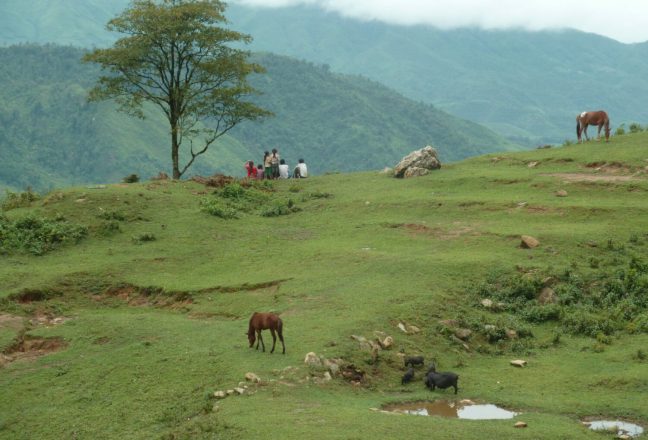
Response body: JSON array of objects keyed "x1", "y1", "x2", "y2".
[
  {"x1": 615, "y1": 124, "x2": 626, "y2": 136},
  {"x1": 260, "y1": 199, "x2": 301, "y2": 217},
  {"x1": 132, "y1": 232, "x2": 156, "y2": 243},
  {"x1": 123, "y1": 174, "x2": 140, "y2": 183},
  {"x1": 629, "y1": 123, "x2": 643, "y2": 133},
  {"x1": 561, "y1": 310, "x2": 615, "y2": 337},
  {"x1": 199, "y1": 198, "x2": 240, "y2": 219},
  {"x1": 0, "y1": 214, "x2": 87, "y2": 255},
  {"x1": 1, "y1": 188, "x2": 40, "y2": 211}
]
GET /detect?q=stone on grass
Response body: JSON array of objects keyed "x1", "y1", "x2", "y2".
[
  {"x1": 393, "y1": 146, "x2": 441, "y2": 178},
  {"x1": 537, "y1": 287, "x2": 559, "y2": 305},
  {"x1": 304, "y1": 352, "x2": 322, "y2": 366},
  {"x1": 520, "y1": 235, "x2": 540, "y2": 249},
  {"x1": 454, "y1": 328, "x2": 472, "y2": 341},
  {"x1": 510, "y1": 359, "x2": 528, "y2": 367},
  {"x1": 556, "y1": 190, "x2": 568, "y2": 197},
  {"x1": 245, "y1": 372, "x2": 261, "y2": 383},
  {"x1": 514, "y1": 421, "x2": 528, "y2": 428},
  {"x1": 481, "y1": 299, "x2": 494, "y2": 309},
  {"x1": 213, "y1": 391, "x2": 227, "y2": 399}
]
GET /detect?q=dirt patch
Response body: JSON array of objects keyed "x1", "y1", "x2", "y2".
[
  {"x1": 187, "y1": 311, "x2": 241, "y2": 320},
  {"x1": 543, "y1": 173, "x2": 638, "y2": 182},
  {"x1": 9, "y1": 288, "x2": 63, "y2": 303},
  {"x1": 1, "y1": 335, "x2": 67, "y2": 367},
  {"x1": 0, "y1": 314, "x2": 24, "y2": 330},
  {"x1": 387, "y1": 223, "x2": 477, "y2": 240},
  {"x1": 101, "y1": 283, "x2": 194, "y2": 308},
  {"x1": 195, "y1": 279, "x2": 291, "y2": 294},
  {"x1": 191, "y1": 174, "x2": 235, "y2": 188}
]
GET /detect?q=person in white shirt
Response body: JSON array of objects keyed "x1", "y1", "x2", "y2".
[
  {"x1": 294, "y1": 158, "x2": 308, "y2": 178},
  {"x1": 278, "y1": 159, "x2": 290, "y2": 179}
]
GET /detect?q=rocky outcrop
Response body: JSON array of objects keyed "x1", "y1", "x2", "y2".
[{"x1": 394, "y1": 146, "x2": 441, "y2": 178}]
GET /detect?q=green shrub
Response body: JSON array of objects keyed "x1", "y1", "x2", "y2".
[
  {"x1": 522, "y1": 304, "x2": 561, "y2": 323},
  {"x1": 97, "y1": 210, "x2": 127, "y2": 221},
  {"x1": 199, "y1": 198, "x2": 240, "y2": 219},
  {"x1": 629, "y1": 123, "x2": 643, "y2": 133},
  {"x1": 615, "y1": 124, "x2": 626, "y2": 136},
  {"x1": 562, "y1": 310, "x2": 616, "y2": 337},
  {"x1": 1, "y1": 188, "x2": 40, "y2": 211},
  {"x1": 123, "y1": 174, "x2": 140, "y2": 183},
  {"x1": 261, "y1": 199, "x2": 301, "y2": 217},
  {"x1": 0, "y1": 214, "x2": 87, "y2": 255},
  {"x1": 132, "y1": 232, "x2": 156, "y2": 243}
]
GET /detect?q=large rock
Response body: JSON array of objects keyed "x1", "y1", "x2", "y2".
[{"x1": 394, "y1": 146, "x2": 441, "y2": 178}]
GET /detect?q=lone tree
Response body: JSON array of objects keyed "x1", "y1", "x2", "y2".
[{"x1": 83, "y1": 0, "x2": 271, "y2": 179}]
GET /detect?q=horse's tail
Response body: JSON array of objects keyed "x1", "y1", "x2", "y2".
[{"x1": 576, "y1": 116, "x2": 581, "y2": 140}]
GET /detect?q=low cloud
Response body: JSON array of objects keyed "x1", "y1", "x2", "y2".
[{"x1": 232, "y1": 0, "x2": 648, "y2": 43}]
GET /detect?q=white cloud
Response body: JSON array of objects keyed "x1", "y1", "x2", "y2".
[{"x1": 231, "y1": 0, "x2": 648, "y2": 43}]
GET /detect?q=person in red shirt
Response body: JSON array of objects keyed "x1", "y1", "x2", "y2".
[{"x1": 244, "y1": 160, "x2": 255, "y2": 178}]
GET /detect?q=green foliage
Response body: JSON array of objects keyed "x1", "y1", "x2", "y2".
[
  {"x1": 472, "y1": 253, "x2": 648, "y2": 338},
  {"x1": 0, "y1": 214, "x2": 87, "y2": 255},
  {"x1": 260, "y1": 199, "x2": 301, "y2": 217},
  {"x1": 628, "y1": 123, "x2": 644, "y2": 133},
  {"x1": 131, "y1": 232, "x2": 156, "y2": 244},
  {"x1": 82, "y1": 0, "x2": 271, "y2": 178},
  {"x1": 615, "y1": 124, "x2": 626, "y2": 136},
  {"x1": 1, "y1": 188, "x2": 39, "y2": 211},
  {"x1": 199, "y1": 198, "x2": 240, "y2": 219},
  {"x1": 122, "y1": 174, "x2": 139, "y2": 183}
]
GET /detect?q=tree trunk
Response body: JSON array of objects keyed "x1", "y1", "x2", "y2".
[{"x1": 171, "y1": 121, "x2": 180, "y2": 179}]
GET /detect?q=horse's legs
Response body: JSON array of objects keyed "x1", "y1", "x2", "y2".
[
  {"x1": 583, "y1": 124, "x2": 590, "y2": 141},
  {"x1": 596, "y1": 123, "x2": 603, "y2": 141},
  {"x1": 256, "y1": 330, "x2": 265, "y2": 352},
  {"x1": 278, "y1": 328, "x2": 286, "y2": 354},
  {"x1": 269, "y1": 328, "x2": 277, "y2": 353}
]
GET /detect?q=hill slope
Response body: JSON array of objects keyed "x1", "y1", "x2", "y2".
[
  {"x1": 0, "y1": 45, "x2": 512, "y2": 190},
  {"x1": 1, "y1": 133, "x2": 648, "y2": 439},
  {"x1": 2, "y1": 1, "x2": 648, "y2": 145}
]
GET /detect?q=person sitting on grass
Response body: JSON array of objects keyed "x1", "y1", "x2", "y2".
[
  {"x1": 278, "y1": 159, "x2": 290, "y2": 179},
  {"x1": 293, "y1": 158, "x2": 308, "y2": 178},
  {"x1": 254, "y1": 164, "x2": 264, "y2": 179}
]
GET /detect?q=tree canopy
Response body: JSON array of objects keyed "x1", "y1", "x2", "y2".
[{"x1": 83, "y1": 0, "x2": 271, "y2": 179}]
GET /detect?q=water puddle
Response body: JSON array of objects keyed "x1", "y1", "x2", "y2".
[
  {"x1": 584, "y1": 420, "x2": 644, "y2": 437},
  {"x1": 382, "y1": 400, "x2": 518, "y2": 420}
]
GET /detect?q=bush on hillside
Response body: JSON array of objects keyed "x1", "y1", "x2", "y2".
[
  {"x1": 629, "y1": 123, "x2": 644, "y2": 133},
  {"x1": 615, "y1": 124, "x2": 626, "y2": 136},
  {"x1": 1, "y1": 188, "x2": 40, "y2": 211},
  {"x1": 0, "y1": 214, "x2": 88, "y2": 255}
]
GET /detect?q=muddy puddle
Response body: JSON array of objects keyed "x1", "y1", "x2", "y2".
[
  {"x1": 382, "y1": 400, "x2": 518, "y2": 419},
  {"x1": 584, "y1": 420, "x2": 644, "y2": 437}
]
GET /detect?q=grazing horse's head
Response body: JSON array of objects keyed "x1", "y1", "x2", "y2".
[{"x1": 247, "y1": 329, "x2": 256, "y2": 347}]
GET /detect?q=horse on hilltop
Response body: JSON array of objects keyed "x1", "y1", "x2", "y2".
[
  {"x1": 577, "y1": 110, "x2": 610, "y2": 143},
  {"x1": 247, "y1": 312, "x2": 285, "y2": 354}
]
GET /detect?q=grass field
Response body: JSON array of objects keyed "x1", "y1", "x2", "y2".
[{"x1": 1, "y1": 133, "x2": 648, "y2": 439}]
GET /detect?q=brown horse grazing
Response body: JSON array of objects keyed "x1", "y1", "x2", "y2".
[
  {"x1": 577, "y1": 110, "x2": 610, "y2": 143},
  {"x1": 247, "y1": 312, "x2": 285, "y2": 354}
]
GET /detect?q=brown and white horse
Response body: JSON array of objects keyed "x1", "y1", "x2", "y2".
[{"x1": 577, "y1": 111, "x2": 610, "y2": 143}]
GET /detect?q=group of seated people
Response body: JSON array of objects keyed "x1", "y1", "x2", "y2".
[{"x1": 245, "y1": 158, "x2": 308, "y2": 179}]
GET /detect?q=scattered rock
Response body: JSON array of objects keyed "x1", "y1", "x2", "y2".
[
  {"x1": 226, "y1": 389, "x2": 236, "y2": 396},
  {"x1": 406, "y1": 325, "x2": 421, "y2": 334},
  {"x1": 234, "y1": 387, "x2": 246, "y2": 395},
  {"x1": 459, "y1": 399, "x2": 475, "y2": 405},
  {"x1": 454, "y1": 328, "x2": 472, "y2": 341},
  {"x1": 480, "y1": 299, "x2": 494, "y2": 309},
  {"x1": 439, "y1": 319, "x2": 459, "y2": 327},
  {"x1": 397, "y1": 322, "x2": 408, "y2": 333},
  {"x1": 510, "y1": 359, "x2": 527, "y2": 367},
  {"x1": 514, "y1": 421, "x2": 528, "y2": 428},
  {"x1": 505, "y1": 329, "x2": 518, "y2": 340},
  {"x1": 379, "y1": 336, "x2": 394, "y2": 349},
  {"x1": 212, "y1": 404, "x2": 220, "y2": 412},
  {"x1": 537, "y1": 287, "x2": 559, "y2": 305},
  {"x1": 393, "y1": 146, "x2": 441, "y2": 178},
  {"x1": 520, "y1": 235, "x2": 540, "y2": 249},
  {"x1": 484, "y1": 324, "x2": 496, "y2": 331},
  {"x1": 245, "y1": 372, "x2": 261, "y2": 383},
  {"x1": 555, "y1": 190, "x2": 568, "y2": 197},
  {"x1": 527, "y1": 161, "x2": 539, "y2": 168},
  {"x1": 350, "y1": 335, "x2": 367, "y2": 343},
  {"x1": 213, "y1": 391, "x2": 227, "y2": 399},
  {"x1": 304, "y1": 352, "x2": 322, "y2": 367}
]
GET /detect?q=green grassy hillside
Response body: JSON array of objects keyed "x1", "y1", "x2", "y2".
[
  {"x1": 1, "y1": 133, "x2": 647, "y2": 439},
  {"x1": 0, "y1": 45, "x2": 513, "y2": 191}
]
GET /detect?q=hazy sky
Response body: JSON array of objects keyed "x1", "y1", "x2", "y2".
[{"x1": 232, "y1": 0, "x2": 648, "y2": 44}]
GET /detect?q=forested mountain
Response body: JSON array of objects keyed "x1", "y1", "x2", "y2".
[
  {"x1": 2, "y1": 1, "x2": 648, "y2": 145},
  {"x1": 0, "y1": 45, "x2": 511, "y2": 190}
]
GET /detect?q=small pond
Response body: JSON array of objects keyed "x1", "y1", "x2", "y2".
[
  {"x1": 382, "y1": 400, "x2": 518, "y2": 420},
  {"x1": 585, "y1": 420, "x2": 644, "y2": 437}
]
